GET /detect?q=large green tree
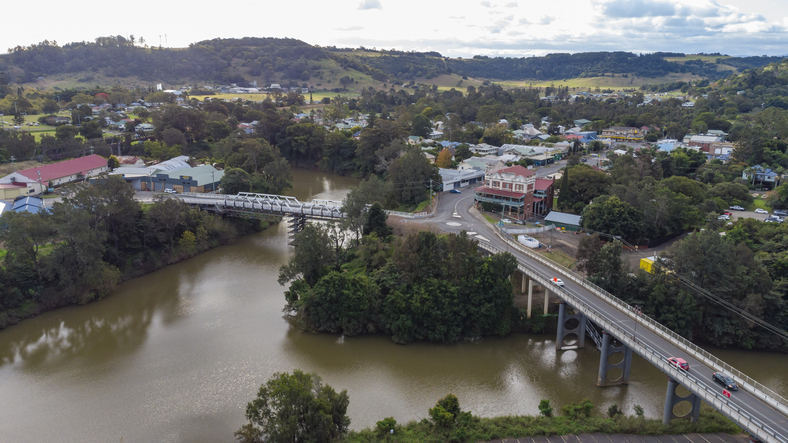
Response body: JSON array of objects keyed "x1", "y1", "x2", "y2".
[{"x1": 237, "y1": 370, "x2": 350, "y2": 443}]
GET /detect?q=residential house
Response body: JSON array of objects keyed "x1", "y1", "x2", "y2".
[
  {"x1": 474, "y1": 165, "x2": 536, "y2": 220},
  {"x1": 574, "y1": 119, "x2": 593, "y2": 128},
  {"x1": 11, "y1": 196, "x2": 46, "y2": 214},
  {"x1": 743, "y1": 165, "x2": 780, "y2": 189},
  {"x1": 472, "y1": 143, "x2": 501, "y2": 156}
]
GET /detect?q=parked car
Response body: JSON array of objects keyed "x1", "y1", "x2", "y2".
[
  {"x1": 718, "y1": 214, "x2": 730, "y2": 221},
  {"x1": 729, "y1": 205, "x2": 745, "y2": 211},
  {"x1": 723, "y1": 211, "x2": 732, "y2": 216},
  {"x1": 774, "y1": 210, "x2": 788, "y2": 216},
  {"x1": 754, "y1": 208, "x2": 768, "y2": 214},
  {"x1": 552, "y1": 277, "x2": 565, "y2": 287},
  {"x1": 590, "y1": 153, "x2": 599, "y2": 157},
  {"x1": 580, "y1": 158, "x2": 587, "y2": 162},
  {"x1": 712, "y1": 372, "x2": 738, "y2": 391},
  {"x1": 668, "y1": 357, "x2": 689, "y2": 371},
  {"x1": 449, "y1": 189, "x2": 461, "y2": 194},
  {"x1": 164, "y1": 188, "x2": 177, "y2": 194}
]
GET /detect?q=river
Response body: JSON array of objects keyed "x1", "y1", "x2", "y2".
[{"x1": 0, "y1": 169, "x2": 786, "y2": 442}]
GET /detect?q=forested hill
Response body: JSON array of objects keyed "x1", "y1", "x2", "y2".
[{"x1": 0, "y1": 35, "x2": 784, "y2": 86}]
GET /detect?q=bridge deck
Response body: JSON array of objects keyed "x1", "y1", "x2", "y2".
[{"x1": 174, "y1": 192, "x2": 345, "y2": 219}]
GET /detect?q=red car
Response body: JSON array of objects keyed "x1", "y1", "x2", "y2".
[{"x1": 668, "y1": 357, "x2": 689, "y2": 371}]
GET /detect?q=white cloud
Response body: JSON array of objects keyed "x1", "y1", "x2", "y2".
[
  {"x1": 358, "y1": 0, "x2": 382, "y2": 10},
  {"x1": 540, "y1": 16, "x2": 555, "y2": 25}
]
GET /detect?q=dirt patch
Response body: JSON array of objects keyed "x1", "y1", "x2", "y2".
[
  {"x1": 530, "y1": 229, "x2": 582, "y2": 258},
  {"x1": 0, "y1": 160, "x2": 44, "y2": 176}
]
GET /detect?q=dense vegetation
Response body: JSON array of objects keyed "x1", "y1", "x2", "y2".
[
  {"x1": 235, "y1": 371, "x2": 741, "y2": 443},
  {"x1": 279, "y1": 226, "x2": 517, "y2": 344},
  {"x1": 0, "y1": 176, "x2": 267, "y2": 329}
]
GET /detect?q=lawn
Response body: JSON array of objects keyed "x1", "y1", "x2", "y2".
[
  {"x1": 541, "y1": 250, "x2": 576, "y2": 269},
  {"x1": 748, "y1": 197, "x2": 771, "y2": 211}
]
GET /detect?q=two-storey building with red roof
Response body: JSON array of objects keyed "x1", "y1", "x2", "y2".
[{"x1": 474, "y1": 165, "x2": 535, "y2": 220}]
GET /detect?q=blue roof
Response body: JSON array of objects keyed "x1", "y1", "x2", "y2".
[
  {"x1": 658, "y1": 142, "x2": 676, "y2": 152},
  {"x1": 12, "y1": 197, "x2": 45, "y2": 214},
  {"x1": 439, "y1": 141, "x2": 460, "y2": 148}
]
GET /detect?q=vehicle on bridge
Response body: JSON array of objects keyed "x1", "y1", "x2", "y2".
[
  {"x1": 552, "y1": 277, "x2": 565, "y2": 287},
  {"x1": 713, "y1": 372, "x2": 739, "y2": 391},
  {"x1": 668, "y1": 357, "x2": 689, "y2": 371}
]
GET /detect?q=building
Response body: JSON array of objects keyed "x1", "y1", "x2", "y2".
[
  {"x1": 743, "y1": 165, "x2": 780, "y2": 188},
  {"x1": 474, "y1": 165, "x2": 536, "y2": 220},
  {"x1": 438, "y1": 168, "x2": 485, "y2": 191},
  {"x1": 543, "y1": 211, "x2": 582, "y2": 231},
  {"x1": 0, "y1": 182, "x2": 30, "y2": 200},
  {"x1": 11, "y1": 196, "x2": 46, "y2": 214},
  {"x1": 0, "y1": 155, "x2": 109, "y2": 195},
  {"x1": 533, "y1": 178, "x2": 555, "y2": 216},
  {"x1": 688, "y1": 135, "x2": 722, "y2": 152},
  {"x1": 601, "y1": 126, "x2": 643, "y2": 142},
  {"x1": 108, "y1": 156, "x2": 223, "y2": 193}
]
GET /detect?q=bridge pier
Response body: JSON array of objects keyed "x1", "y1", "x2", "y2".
[
  {"x1": 544, "y1": 287, "x2": 550, "y2": 315},
  {"x1": 663, "y1": 377, "x2": 702, "y2": 424},
  {"x1": 596, "y1": 331, "x2": 633, "y2": 387},
  {"x1": 555, "y1": 301, "x2": 587, "y2": 350},
  {"x1": 527, "y1": 279, "x2": 533, "y2": 318},
  {"x1": 288, "y1": 214, "x2": 307, "y2": 244}
]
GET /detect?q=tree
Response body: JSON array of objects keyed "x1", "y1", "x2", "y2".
[
  {"x1": 454, "y1": 143, "x2": 472, "y2": 161},
  {"x1": 107, "y1": 155, "x2": 120, "y2": 170},
  {"x1": 238, "y1": 370, "x2": 349, "y2": 443},
  {"x1": 55, "y1": 125, "x2": 79, "y2": 141},
  {"x1": 341, "y1": 177, "x2": 393, "y2": 241},
  {"x1": 387, "y1": 146, "x2": 440, "y2": 206},
  {"x1": 429, "y1": 394, "x2": 461, "y2": 428},
  {"x1": 279, "y1": 224, "x2": 335, "y2": 287},
  {"x1": 581, "y1": 195, "x2": 642, "y2": 243},
  {"x1": 435, "y1": 148, "x2": 452, "y2": 168},
  {"x1": 538, "y1": 399, "x2": 553, "y2": 417},
  {"x1": 221, "y1": 168, "x2": 252, "y2": 194},
  {"x1": 363, "y1": 202, "x2": 392, "y2": 238},
  {"x1": 79, "y1": 120, "x2": 103, "y2": 140},
  {"x1": 411, "y1": 113, "x2": 432, "y2": 137}
]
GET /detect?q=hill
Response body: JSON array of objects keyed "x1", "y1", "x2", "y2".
[{"x1": 0, "y1": 36, "x2": 785, "y2": 95}]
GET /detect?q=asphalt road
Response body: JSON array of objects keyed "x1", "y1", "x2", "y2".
[{"x1": 414, "y1": 188, "x2": 788, "y2": 442}]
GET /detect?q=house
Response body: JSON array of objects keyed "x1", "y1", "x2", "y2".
[
  {"x1": 601, "y1": 126, "x2": 643, "y2": 142},
  {"x1": 574, "y1": 119, "x2": 593, "y2": 128},
  {"x1": 474, "y1": 165, "x2": 536, "y2": 220},
  {"x1": 743, "y1": 165, "x2": 780, "y2": 188},
  {"x1": 439, "y1": 168, "x2": 485, "y2": 191},
  {"x1": 136, "y1": 123, "x2": 155, "y2": 133},
  {"x1": 407, "y1": 135, "x2": 423, "y2": 145},
  {"x1": 533, "y1": 178, "x2": 555, "y2": 217},
  {"x1": 472, "y1": 143, "x2": 501, "y2": 156},
  {"x1": 0, "y1": 182, "x2": 30, "y2": 200},
  {"x1": 0, "y1": 155, "x2": 109, "y2": 195},
  {"x1": 543, "y1": 211, "x2": 582, "y2": 231}
]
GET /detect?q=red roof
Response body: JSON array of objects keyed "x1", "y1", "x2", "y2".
[
  {"x1": 533, "y1": 197, "x2": 544, "y2": 202},
  {"x1": 535, "y1": 178, "x2": 554, "y2": 191},
  {"x1": 497, "y1": 165, "x2": 535, "y2": 178},
  {"x1": 475, "y1": 186, "x2": 526, "y2": 199},
  {"x1": 17, "y1": 155, "x2": 107, "y2": 182}
]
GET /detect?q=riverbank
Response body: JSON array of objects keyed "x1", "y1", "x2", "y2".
[
  {"x1": 0, "y1": 216, "x2": 280, "y2": 330},
  {"x1": 345, "y1": 408, "x2": 742, "y2": 443}
]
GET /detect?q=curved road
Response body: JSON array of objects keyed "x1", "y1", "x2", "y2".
[{"x1": 409, "y1": 188, "x2": 788, "y2": 443}]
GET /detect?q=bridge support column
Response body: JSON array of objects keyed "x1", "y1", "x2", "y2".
[
  {"x1": 663, "y1": 378, "x2": 702, "y2": 424},
  {"x1": 288, "y1": 214, "x2": 307, "y2": 244},
  {"x1": 555, "y1": 301, "x2": 587, "y2": 351},
  {"x1": 527, "y1": 279, "x2": 533, "y2": 319},
  {"x1": 596, "y1": 331, "x2": 633, "y2": 387},
  {"x1": 544, "y1": 287, "x2": 550, "y2": 315},
  {"x1": 521, "y1": 273, "x2": 527, "y2": 293}
]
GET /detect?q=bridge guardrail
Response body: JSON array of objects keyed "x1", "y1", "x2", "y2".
[
  {"x1": 479, "y1": 241, "x2": 787, "y2": 443},
  {"x1": 485, "y1": 228, "x2": 788, "y2": 419}
]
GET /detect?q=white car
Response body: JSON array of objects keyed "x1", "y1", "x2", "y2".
[
  {"x1": 718, "y1": 214, "x2": 730, "y2": 221},
  {"x1": 552, "y1": 277, "x2": 565, "y2": 287},
  {"x1": 164, "y1": 188, "x2": 177, "y2": 194},
  {"x1": 754, "y1": 208, "x2": 768, "y2": 214}
]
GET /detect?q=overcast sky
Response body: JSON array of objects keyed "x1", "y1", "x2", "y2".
[{"x1": 4, "y1": 0, "x2": 788, "y2": 58}]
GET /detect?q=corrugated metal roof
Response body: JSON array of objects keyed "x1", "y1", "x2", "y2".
[
  {"x1": 16, "y1": 155, "x2": 107, "y2": 182},
  {"x1": 544, "y1": 211, "x2": 582, "y2": 226}
]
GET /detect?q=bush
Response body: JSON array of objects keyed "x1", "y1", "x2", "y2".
[
  {"x1": 376, "y1": 417, "x2": 397, "y2": 436},
  {"x1": 539, "y1": 399, "x2": 553, "y2": 417}
]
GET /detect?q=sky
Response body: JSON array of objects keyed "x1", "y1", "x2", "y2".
[{"x1": 3, "y1": 0, "x2": 788, "y2": 58}]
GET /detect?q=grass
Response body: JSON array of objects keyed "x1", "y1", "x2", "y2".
[
  {"x1": 663, "y1": 54, "x2": 731, "y2": 63},
  {"x1": 482, "y1": 213, "x2": 498, "y2": 224},
  {"x1": 497, "y1": 72, "x2": 700, "y2": 92},
  {"x1": 344, "y1": 407, "x2": 741, "y2": 443},
  {"x1": 541, "y1": 250, "x2": 576, "y2": 269}
]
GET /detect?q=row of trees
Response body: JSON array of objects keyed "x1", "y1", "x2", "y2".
[
  {"x1": 0, "y1": 176, "x2": 264, "y2": 327},
  {"x1": 279, "y1": 223, "x2": 517, "y2": 344}
]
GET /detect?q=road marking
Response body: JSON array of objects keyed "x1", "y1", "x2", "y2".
[
  {"x1": 475, "y1": 235, "x2": 490, "y2": 242},
  {"x1": 446, "y1": 222, "x2": 462, "y2": 227}
]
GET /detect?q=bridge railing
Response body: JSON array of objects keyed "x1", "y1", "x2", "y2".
[
  {"x1": 486, "y1": 231, "x2": 788, "y2": 419},
  {"x1": 479, "y1": 241, "x2": 787, "y2": 443}
]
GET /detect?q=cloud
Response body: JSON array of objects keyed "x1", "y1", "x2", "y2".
[
  {"x1": 601, "y1": 0, "x2": 676, "y2": 18},
  {"x1": 480, "y1": 1, "x2": 492, "y2": 7},
  {"x1": 336, "y1": 26, "x2": 364, "y2": 31},
  {"x1": 505, "y1": 1, "x2": 517, "y2": 6},
  {"x1": 357, "y1": 0, "x2": 382, "y2": 10},
  {"x1": 540, "y1": 16, "x2": 555, "y2": 25},
  {"x1": 519, "y1": 18, "x2": 530, "y2": 25},
  {"x1": 450, "y1": 15, "x2": 466, "y2": 19}
]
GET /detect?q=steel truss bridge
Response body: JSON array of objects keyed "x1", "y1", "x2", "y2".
[
  {"x1": 174, "y1": 192, "x2": 345, "y2": 242},
  {"x1": 478, "y1": 237, "x2": 788, "y2": 443}
]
